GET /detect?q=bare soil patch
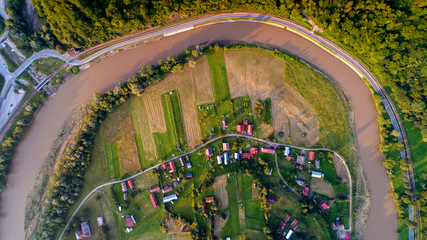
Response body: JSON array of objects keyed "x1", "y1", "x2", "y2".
[
  {"x1": 213, "y1": 175, "x2": 229, "y2": 210},
  {"x1": 310, "y1": 178, "x2": 334, "y2": 198},
  {"x1": 224, "y1": 48, "x2": 319, "y2": 146},
  {"x1": 333, "y1": 154, "x2": 349, "y2": 183}
]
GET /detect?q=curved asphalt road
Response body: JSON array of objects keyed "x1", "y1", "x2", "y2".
[{"x1": 59, "y1": 134, "x2": 353, "y2": 239}]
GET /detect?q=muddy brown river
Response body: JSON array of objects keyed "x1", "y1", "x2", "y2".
[{"x1": 0, "y1": 22, "x2": 397, "y2": 239}]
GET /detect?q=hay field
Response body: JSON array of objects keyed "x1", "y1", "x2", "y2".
[{"x1": 224, "y1": 48, "x2": 319, "y2": 146}]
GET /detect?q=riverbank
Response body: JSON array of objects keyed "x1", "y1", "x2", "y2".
[{"x1": 0, "y1": 22, "x2": 396, "y2": 240}]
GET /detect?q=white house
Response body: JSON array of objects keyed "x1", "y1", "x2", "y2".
[
  {"x1": 217, "y1": 155, "x2": 223, "y2": 164},
  {"x1": 311, "y1": 171, "x2": 324, "y2": 179},
  {"x1": 286, "y1": 230, "x2": 294, "y2": 239},
  {"x1": 284, "y1": 147, "x2": 290, "y2": 156},
  {"x1": 163, "y1": 194, "x2": 178, "y2": 203},
  {"x1": 224, "y1": 152, "x2": 229, "y2": 165}
]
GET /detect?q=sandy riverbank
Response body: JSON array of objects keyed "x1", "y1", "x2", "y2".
[{"x1": 0, "y1": 22, "x2": 396, "y2": 240}]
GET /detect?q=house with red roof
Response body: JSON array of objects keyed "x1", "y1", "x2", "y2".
[
  {"x1": 223, "y1": 142, "x2": 230, "y2": 151},
  {"x1": 320, "y1": 200, "x2": 329, "y2": 211},
  {"x1": 286, "y1": 155, "x2": 293, "y2": 161},
  {"x1": 247, "y1": 124, "x2": 253, "y2": 135},
  {"x1": 161, "y1": 163, "x2": 168, "y2": 170},
  {"x1": 205, "y1": 197, "x2": 215, "y2": 203},
  {"x1": 149, "y1": 193, "x2": 159, "y2": 208},
  {"x1": 290, "y1": 219, "x2": 299, "y2": 229},
  {"x1": 169, "y1": 161, "x2": 176, "y2": 172},
  {"x1": 150, "y1": 185, "x2": 160, "y2": 193},
  {"x1": 126, "y1": 215, "x2": 137, "y2": 227},
  {"x1": 241, "y1": 153, "x2": 253, "y2": 159},
  {"x1": 127, "y1": 180, "x2": 135, "y2": 190},
  {"x1": 284, "y1": 213, "x2": 292, "y2": 223},
  {"x1": 279, "y1": 221, "x2": 286, "y2": 230},
  {"x1": 261, "y1": 147, "x2": 276, "y2": 154},
  {"x1": 243, "y1": 119, "x2": 249, "y2": 125},
  {"x1": 250, "y1": 147, "x2": 258, "y2": 154},
  {"x1": 309, "y1": 151, "x2": 315, "y2": 161},
  {"x1": 75, "y1": 221, "x2": 91, "y2": 239},
  {"x1": 163, "y1": 185, "x2": 173, "y2": 193},
  {"x1": 237, "y1": 125, "x2": 245, "y2": 132},
  {"x1": 303, "y1": 187, "x2": 310, "y2": 197}
]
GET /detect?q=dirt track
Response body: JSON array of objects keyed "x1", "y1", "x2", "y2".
[{"x1": 0, "y1": 22, "x2": 396, "y2": 240}]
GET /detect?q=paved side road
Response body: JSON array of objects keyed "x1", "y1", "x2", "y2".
[{"x1": 59, "y1": 133, "x2": 353, "y2": 239}]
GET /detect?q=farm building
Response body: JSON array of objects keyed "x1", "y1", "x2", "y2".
[
  {"x1": 186, "y1": 173, "x2": 193, "y2": 178},
  {"x1": 163, "y1": 185, "x2": 173, "y2": 193},
  {"x1": 309, "y1": 151, "x2": 315, "y2": 161},
  {"x1": 315, "y1": 159, "x2": 321, "y2": 169},
  {"x1": 296, "y1": 155, "x2": 306, "y2": 165},
  {"x1": 217, "y1": 155, "x2": 223, "y2": 164},
  {"x1": 127, "y1": 180, "x2": 135, "y2": 191},
  {"x1": 149, "y1": 193, "x2": 159, "y2": 208},
  {"x1": 241, "y1": 153, "x2": 253, "y2": 159},
  {"x1": 267, "y1": 195, "x2": 276, "y2": 203},
  {"x1": 150, "y1": 185, "x2": 160, "y2": 193},
  {"x1": 97, "y1": 217, "x2": 105, "y2": 227},
  {"x1": 120, "y1": 182, "x2": 128, "y2": 192},
  {"x1": 179, "y1": 157, "x2": 186, "y2": 167},
  {"x1": 295, "y1": 164, "x2": 303, "y2": 170},
  {"x1": 186, "y1": 162, "x2": 192, "y2": 168},
  {"x1": 237, "y1": 124, "x2": 245, "y2": 132},
  {"x1": 234, "y1": 153, "x2": 240, "y2": 159},
  {"x1": 161, "y1": 163, "x2": 168, "y2": 170},
  {"x1": 126, "y1": 215, "x2": 137, "y2": 227},
  {"x1": 286, "y1": 230, "x2": 294, "y2": 239},
  {"x1": 205, "y1": 148, "x2": 213, "y2": 157},
  {"x1": 312, "y1": 171, "x2": 324, "y2": 179},
  {"x1": 173, "y1": 181, "x2": 179, "y2": 187},
  {"x1": 164, "y1": 194, "x2": 178, "y2": 203},
  {"x1": 223, "y1": 142, "x2": 230, "y2": 151},
  {"x1": 279, "y1": 221, "x2": 286, "y2": 230},
  {"x1": 247, "y1": 124, "x2": 253, "y2": 135},
  {"x1": 303, "y1": 187, "x2": 310, "y2": 197},
  {"x1": 250, "y1": 147, "x2": 258, "y2": 154},
  {"x1": 224, "y1": 152, "x2": 229, "y2": 165},
  {"x1": 284, "y1": 147, "x2": 290, "y2": 156},
  {"x1": 332, "y1": 219, "x2": 344, "y2": 230},
  {"x1": 75, "y1": 221, "x2": 91, "y2": 239},
  {"x1": 205, "y1": 197, "x2": 215, "y2": 203},
  {"x1": 284, "y1": 214, "x2": 292, "y2": 223},
  {"x1": 222, "y1": 119, "x2": 228, "y2": 128},
  {"x1": 243, "y1": 119, "x2": 249, "y2": 125},
  {"x1": 261, "y1": 147, "x2": 276, "y2": 154},
  {"x1": 124, "y1": 193, "x2": 128, "y2": 200},
  {"x1": 290, "y1": 219, "x2": 299, "y2": 229},
  {"x1": 169, "y1": 161, "x2": 177, "y2": 172},
  {"x1": 320, "y1": 200, "x2": 330, "y2": 211}
]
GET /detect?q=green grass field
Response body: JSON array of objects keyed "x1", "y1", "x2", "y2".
[
  {"x1": 222, "y1": 173, "x2": 240, "y2": 237},
  {"x1": 154, "y1": 91, "x2": 187, "y2": 158},
  {"x1": 207, "y1": 50, "x2": 231, "y2": 102},
  {"x1": 105, "y1": 141, "x2": 120, "y2": 178},
  {"x1": 276, "y1": 52, "x2": 353, "y2": 160},
  {"x1": 32, "y1": 57, "x2": 65, "y2": 75}
]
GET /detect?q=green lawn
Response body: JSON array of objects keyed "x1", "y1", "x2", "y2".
[
  {"x1": 105, "y1": 141, "x2": 120, "y2": 178},
  {"x1": 168, "y1": 181, "x2": 196, "y2": 221},
  {"x1": 222, "y1": 173, "x2": 240, "y2": 237},
  {"x1": 32, "y1": 57, "x2": 65, "y2": 75},
  {"x1": 153, "y1": 91, "x2": 187, "y2": 159},
  {"x1": 207, "y1": 50, "x2": 231, "y2": 102}
]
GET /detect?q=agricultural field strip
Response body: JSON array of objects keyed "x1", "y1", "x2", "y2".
[{"x1": 59, "y1": 133, "x2": 352, "y2": 239}]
